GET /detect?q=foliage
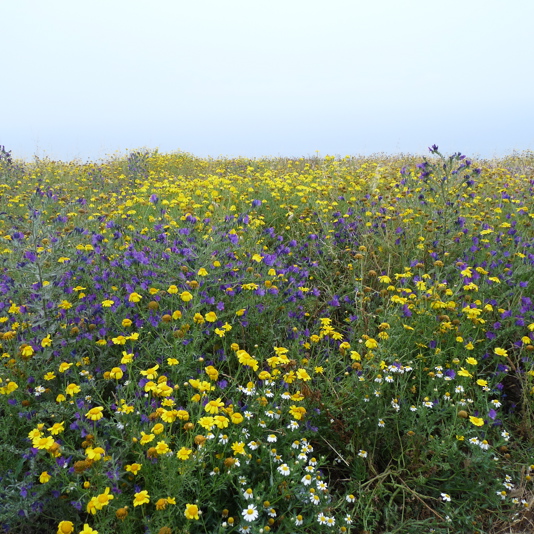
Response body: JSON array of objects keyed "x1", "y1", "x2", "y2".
[{"x1": 1, "y1": 147, "x2": 534, "y2": 534}]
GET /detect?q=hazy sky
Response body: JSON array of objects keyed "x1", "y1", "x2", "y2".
[{"x1": 2, "y1": 0, "x2": 533, "y2": 161}]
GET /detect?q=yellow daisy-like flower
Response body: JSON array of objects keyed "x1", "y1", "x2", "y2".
[
  {"x1": 59, "y1": 362, "x2": 74, "y2": 373},
  {"x1": 85, "y1": 446, "x2": 105, "y2": 461},
  {"x1": 133, "y1": 490, "x2": 150, "y2": 507},
  {"x1": 85, "y1": 406, "x2": 104, "y2": 421},
  {"x1": 95, "y1": 487, "x2": 114, "y2": 508},
  {"x1": 365, "y1": 338, "x2": 378, "y2": 349},
  {"x1": 109, "y1": 367, "x2": 123, "y2": 380},
  {"x1": 79, "y1": 524, "x2": 98, "y2": 534},
  {"x1": 57, "y1": 521, "x2": 74, "y2": 534},
  {"x1": 176, "y1": 447, "x2": 193, "y2": 460},
  {"x1": 296, "y1": 368, "x2": 311, "y2": 381},
  {"x1": 205, "y1": 311, "x2": 217, "y2": 322},
  {"x1": 33, "y1": 435, "x2": 54, "y2": 450},
  {"x1": 184, "y1": 503, "x2": 200, "y2": 520},
  {"x1": 198, "y1": 416, "x2": 215, "y2": 430},
  {"x1": 140, "y1": 365, "x2": 159, "y2": 379},
  {"x1": 48, "y1": 422, "x2": 65, "y2": 435},
  {"x1": 494, "y1": 347, "x2": 508, "y2": 357},
  {"x1": 155, "y1": 441, "x2": 171, "y2": 455},
  {"x1": 121, "y1": 351, "x2": 134, "y2": 364},
  {"x1": 231, "y1": 412, "x2": 244, "y2": 424},
  {"x1": 39, "y1": 471, "x2": 51, "y2": 483},
  {"x1": 125, "y1": 463, "x2": 142, "y2": 475},
  {"x1": 469, "y1": 416, "x2": 485, "y2": 427},
  {"x1": 128, "y1": 292, "x2": 142, "y2": 303},
  {"x1": 205, "y1": 398, "x2": 224, "y2": 414},
  {"x1": 205, "y1": 365, "x2": 219, "y2": 381},
  {"x1": 193, "y1": 313, "x2": 205, "y2": 324},
  {"x1": 231, "y1": 441, "x2": 246, "y2": 455},
  {"x1": 139, "y1": 432, "x2": 155, "y2": 445},
  {"x1": 180, "y1": 291, "x2": 193, "y2": 302}
]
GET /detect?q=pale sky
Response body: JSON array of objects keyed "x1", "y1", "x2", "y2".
[{"x1": 2, "y1": 0, "x2": 533, "y2": 161}]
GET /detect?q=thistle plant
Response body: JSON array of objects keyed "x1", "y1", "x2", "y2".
[{"x1": 416, "y1": 145, "x2": 481, "y2": 252}]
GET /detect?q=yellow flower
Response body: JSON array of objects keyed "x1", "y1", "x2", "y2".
[
  {"x1": 140, "y1": 365, "x2": 159, "y2": 379},
  {"x1": 176, "y1": 447, "x2": 193, "y2": 460},
  {"x1": 193, "y1": 313, "x2": 205, "y2": 324},
  {"x1": 121, "y1": 351, "x2": 134, "y2": 364},
  {"x1": 33, "y1": 436, "x2": 54, "y2": 450},
  {"x1": 122, "y1": 318, "x2": 133, "y2": 327},
  {"x1": 205, "y1": 365, "x2": 219, "y2": 381},
  {"x1": 124, "y1": 463, "x2": 143, "y2": 475},
  {"x1": 205, "y1": 398, "x2": 224, "y2": 414},
  {"x1": 469, "y1": 416, "x2": 484, "y2": 427},
  {"x1": 205, "y1": 311, "x2": 217, "y2": 322},
  {"x1": 125, "y1": 463, "x2": 142, "y2": 475},
  {"x1": 184, "y1": 503, "x2": 200, "y2": 520},
  {"x1": 79, "y1": 524, "x2": 98, "y2": 534},
  {"x1": 41, "y1": 335, "x2": 52, "y2": 347},
  {"x1": 476, "y1": 379, "x2": 488, "y2": 387},
  {"x1": 140, "y1": 432, "x2": 155, "y2": 445},
  {"x1": 365, "y1": 338, "x2": 378, "y2": 349},
  {"x1": 85, "y1": 446, "x2": 105, "y2": 461},
  {"x1": 289, "y1": 405, "x2": 307, "y2": 420},
  {"x1": 167, "y1": 285, "x2": 178, "y2": 294},
  {"x1": 197, "y1": 268, "x2": 208, "y2": 276},
  {"x1": 109, "y1": 367, "x2": 123, "y2": 380},
  {"x1": 465, "y1": 357, "x2": 478, "y2": 365},
  {"x1": 101, "y1": 300, "x2": 114, "y2": 307},
  {"x1": 85, "y1": 406, "x2": 104, "y2": 421},
  {"x1": 95, "y1": 487, "x2": 114, "y2": 508},
  {"x1": 48, "y1": 422, "x2": 65, "y2": 435},
  {"x1": 19, "y1": 345, "x2": 34, "y2": 358},
  {"x1": 155, "y1": 441, "x2": 171, "y2": 455},
  {"x1": 59, "y1": 362, "x2": 74, "y2": 373},
  {"x1": 458, "y1": 368, "x2": 473, "y2": 378},
  {"x1": 128, "y1": 292, "x2": 142, "y2": 303},
  {"x1": 231, "y1": 412, "x2": 244, "y2": 424},
  {"x1": 39, "y1": 471, "x2": 52, "y2": 483},
  {"x1": 155, "y1": 498, "x2": 168, "y2": 511},
  {"x1": 57, "y1": 521, "x2": 74, "y2": 534},
  {"x1": 296, "y1": 368, "x2": 311, "y2": 381},
  {"x1": 214, "y1": 415, "x2": 229, "y2": 428},
  {"x1": 494, "y1": 347, "x2": 508, "y2": 357},
  {"x1": 180, "y1": 291, "x2": 193, "y2": 302},
  {"x1": 133, "y1": 490, "x2": 150, "y2": 507},
  {"x1": 231, "y1": 441, "x2": 246, "y2": 455},
  {"x1": 198, "y1": 416, "x2": 215, "y2": 430},
  {"x1": 44, "y1": 372, "x2": 56, "y2": 380},
  {"x1": 152, "y1": 423, "x2": 164, "y2": 434}
]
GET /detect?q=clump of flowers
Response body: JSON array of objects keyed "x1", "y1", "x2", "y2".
[{"x1": 1, "y1": 148, "x2": 533, "y2": 533}]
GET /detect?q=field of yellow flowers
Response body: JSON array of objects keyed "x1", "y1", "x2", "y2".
[{"x1": 1, "y1": 145, "x2": 534, "y2": 534}]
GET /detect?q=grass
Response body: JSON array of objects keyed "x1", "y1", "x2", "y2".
[{"x1": 1, "y1": 145, "x2": 534, "y2": 534}]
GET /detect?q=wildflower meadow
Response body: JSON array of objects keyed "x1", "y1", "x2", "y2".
[{"x1": 1, "y1": 145, "x2": 534, "y2": 534}]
